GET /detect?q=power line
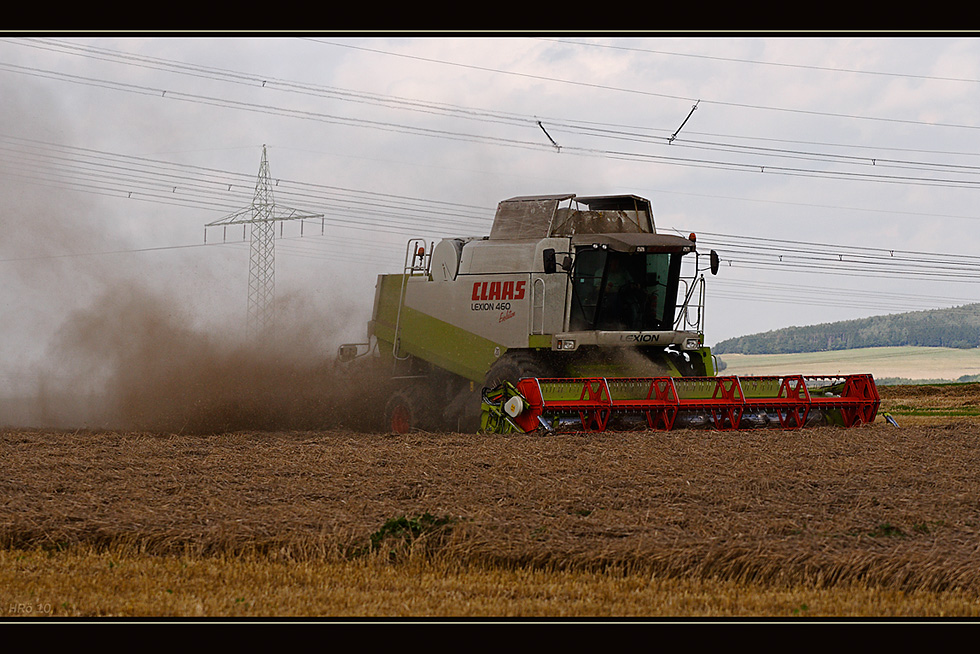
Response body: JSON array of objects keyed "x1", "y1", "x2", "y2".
[
  {"x1": 699, "y1": 231, "x2": 980, "y2": 263},
  {"x1": 0, "y1": 135, "x2": 495, "y2": 231},
  {"x1": 12, "y1": 130, "x2": 980, "y2": 268},
  {"x1": 707, "y1": 256, "x2": 980, "y2": 283},
  {"x1": 708, "y1": 277, "x2": 980, "y2": 312},
  {"x1": 6, "y1": 131, "x2": 980, "y2": 273},
  {"x1": 19, "y1": 36, "x2": 980, "y2": 165},
  {"x1": 7, "y1": 39, "x2": 980, "y2": 190},
  {"x1": 548, "y1": 37, "x2": 980, "y2": 86},
  {"x1": 0, "y1": 241, "x2": 222, "y2": 263},
  {"x1": 12, "y1": 37, "x2": 539, "y2": 129},
  {"x1": 6, "y1": 132, "x2": 980, "y2": 282},
  {"x1": 312, "y1": 37, "x2": 980, "y2": 132}
]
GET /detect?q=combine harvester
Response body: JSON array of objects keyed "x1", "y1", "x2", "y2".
[{"x1": 338, "y1": 193, "x2": 880, "y2": 433}]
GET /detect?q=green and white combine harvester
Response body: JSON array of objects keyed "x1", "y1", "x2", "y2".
[{"x1": 338, "y1": 194, "x2": 880, "y2": 433}]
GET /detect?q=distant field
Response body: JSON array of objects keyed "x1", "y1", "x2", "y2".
[{"x1": 716, "y1": 346, "x2": 980, "y2": 382}]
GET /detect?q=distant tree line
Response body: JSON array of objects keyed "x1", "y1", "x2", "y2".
[{"x1": 713, "y1": 304, "x2": 980, "y2": 354}]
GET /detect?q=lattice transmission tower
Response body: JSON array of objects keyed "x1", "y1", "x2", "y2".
[{"x1": 206, "y1": 145, "x2": 323, "y2": 342}]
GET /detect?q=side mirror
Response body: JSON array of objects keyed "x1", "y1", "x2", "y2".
[
  {"x1": 337, "y1": 344, "x2": 359, "y2": 362},
  {"x1": 710, "y1": 250, "x2": 720, "y2": 275},
  {"x1": 543, "y1": 248, "x2": 557, "y2": 274}
]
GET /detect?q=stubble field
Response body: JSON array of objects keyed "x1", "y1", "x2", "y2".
[{"x1": 2, "y1": 383, "x2": 980, "y2": 619}]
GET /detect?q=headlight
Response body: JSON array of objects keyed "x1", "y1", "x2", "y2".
[{"x1": 684, "y1": 338, "x2": 701, "y2": 350}]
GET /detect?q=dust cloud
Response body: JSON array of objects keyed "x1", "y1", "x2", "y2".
[
  {"x1": 22, "y1": 281, "x2": 387, "y2": 434},
  {"x1": 1, "y1": 79, "x2": 389, "y2": 434}
]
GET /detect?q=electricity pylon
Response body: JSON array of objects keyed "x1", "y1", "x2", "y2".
[{"x1": 206, "y1": 145, "x2": 323, "y2": 342}]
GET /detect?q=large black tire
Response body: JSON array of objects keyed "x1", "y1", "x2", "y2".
[
  {"x1": 384, "y1": 386, "x2": 435, "y2": 434},
  {"x1": 442, "y1": 351, "x2": 556, "y2": 434},
  {"x1": 484, "y1": 350, "x2": 555, "y2": 390}
]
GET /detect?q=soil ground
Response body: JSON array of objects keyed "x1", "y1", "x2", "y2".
[{"x1": 3, "y1": 383, "x2": 979, "y2": 601}]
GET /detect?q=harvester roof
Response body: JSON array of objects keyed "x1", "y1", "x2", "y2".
[{"x1": 490, "y1": 193, "x2": 656, "y2": 240}]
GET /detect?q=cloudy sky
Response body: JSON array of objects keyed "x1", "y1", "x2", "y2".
[{"x1": 3, "y1": 34, "x2": 980, "y2": 390}]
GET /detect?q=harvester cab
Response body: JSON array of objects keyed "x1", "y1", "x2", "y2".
[{"x1": 342, "y1": 193, "x2": 726, "y2": 433}]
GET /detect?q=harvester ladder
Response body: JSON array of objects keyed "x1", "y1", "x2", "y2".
[
  {"x1": 393, "y1": 238, "x2": 432, "y2": 360},
  {"x1": 674, "y1": 275, "x2": 706, "y2": 334}
]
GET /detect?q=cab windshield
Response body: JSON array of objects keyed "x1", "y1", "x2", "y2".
[{"x1": 569, "y1": 248, "x2": 682, "y2": 331}]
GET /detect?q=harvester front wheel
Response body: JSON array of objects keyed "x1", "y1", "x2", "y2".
[
  {"x1": 485, "y1": 351, "x2": 554, "y2": 389},
  {"x1": 384, "y1": 387, "x2": 433, "y2": 434}
]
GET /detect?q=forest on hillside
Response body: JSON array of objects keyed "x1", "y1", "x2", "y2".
[{"x1": 714, "y1": 304, "x2": 980, "y2": 355}]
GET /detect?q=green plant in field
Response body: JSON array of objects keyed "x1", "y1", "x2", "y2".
[
  {"x1": 353, "y1": 512, "x2": 455, "y2": 559},
  {"x1": 845, "y1": 521, "x2": 909, "y2": 539},
  {"x1": 912, "y1": 520, "x2": 948, "y2": 534},
  {"x1": 869, "y1": 522, "x2": 905, "y2": 538}
]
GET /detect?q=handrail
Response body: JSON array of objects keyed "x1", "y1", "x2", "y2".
[{"x1": 393, "y1": 238, "x2": 432, "y2": 360}]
